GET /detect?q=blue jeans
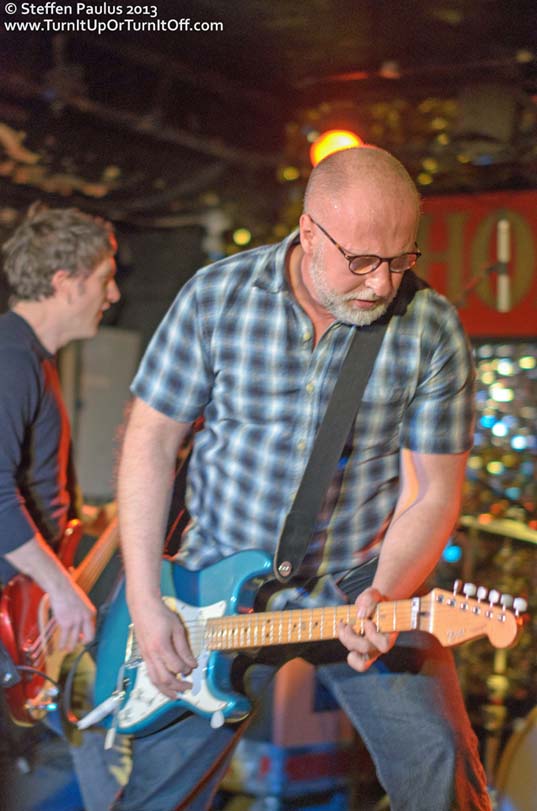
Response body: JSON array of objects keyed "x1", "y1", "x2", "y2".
[{"x1": 113, "y1": 633, "x2": 491, "y2": 811}]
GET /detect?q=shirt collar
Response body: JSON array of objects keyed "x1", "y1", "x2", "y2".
[{"x1": 253, "y1": 229, "x2": 300, "y2": 293}]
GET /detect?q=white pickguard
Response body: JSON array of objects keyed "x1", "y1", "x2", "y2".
[{"x1": 117, "y1": 598, "x2": 227, "y2": 728}]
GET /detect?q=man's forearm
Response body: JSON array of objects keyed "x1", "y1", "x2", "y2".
[
  {"x1": 119, "y1": 444, "x2": 176, "y2": 609},
  {"x1": 6, "y1": 535, "x2": 75, "y2": 592},
  {"x1": 5, "y1": 535, "x2": 96, "y2": 647},
  {"x1": 118, "y1": 399, "x2": 192, "y2": 613},
  {"x1": 372, "y1": 449, "x2": 468, "y2": 600},
  {"x1": 373, "y1": 495, "x2": 460, "y2": 600}
]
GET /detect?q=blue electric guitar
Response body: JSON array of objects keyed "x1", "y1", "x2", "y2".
[{"x1": 88, "y1": 550, "x2": 525, "y2": 738}]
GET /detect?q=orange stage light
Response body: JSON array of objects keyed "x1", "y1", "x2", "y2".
[{"x1": 309, "y1": 129, "x2": 363, "y2": 167}]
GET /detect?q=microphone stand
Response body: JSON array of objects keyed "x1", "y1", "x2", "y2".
[{"x1": 452, "y1": 218, "x2": 511, "y2": 312}]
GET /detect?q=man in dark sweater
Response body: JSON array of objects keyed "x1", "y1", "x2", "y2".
[{"x1": 0, "y1": 205, "x2": 127, "y2": 810}]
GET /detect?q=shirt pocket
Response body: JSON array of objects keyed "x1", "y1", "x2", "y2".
[{"x1": 353, "y1": 383, "x2": 407, "y2": 454}]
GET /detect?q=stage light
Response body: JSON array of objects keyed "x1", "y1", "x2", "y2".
[
  {"x1": 468, "y1": 456, "x2": 483, "y2": 469},
  {"x1": 281, "y1": 166, "x2": 300, "y2": 181},
  {"x1": 490, "y1": 384, "x2": 514, "y2": 402},
  {"x1": 505, "y1": 487, "x2": 521, "y2": 500},
  {"x1": 233, "y1": 228, "x2": 252, "y2": 246},
  {"x1": 497, "y1": 359, "x2": 515, "y2": 376},
  {"x1": 417, "y1": 172, "x2": 434, "y2": 186},
  {"x1": 519, "y1": 356, "x2": 536, "y2": 370},
  {"x1": 442, "y1": 543, "x2": 463, "y2": 563},
  {"x1": 309, "y1": 129, "x2": 363, "y2": 167}
]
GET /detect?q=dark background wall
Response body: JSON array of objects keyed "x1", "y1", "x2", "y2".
[{"x1": 111, "y1": 225, "x2": 207, "y2": 351}]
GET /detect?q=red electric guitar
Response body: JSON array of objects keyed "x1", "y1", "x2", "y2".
[{"x1": 0, "y1": 516, "x2": 120, "y2": 726}]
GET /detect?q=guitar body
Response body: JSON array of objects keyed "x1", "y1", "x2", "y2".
[
  {"x1": 94, "y1": 550, "x2": 274, "y2": 735},
  {"x1": 0, "y1": 517, "x2": 121, "y2": 727},
  {"x1": 0, "y1": 520, "x2": 83, "y2": 725},
  {"x1": 1, "y1": 577, "x2": 56, "y2": 725}
]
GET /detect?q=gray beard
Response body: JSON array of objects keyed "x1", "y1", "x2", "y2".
[{"x1": 310, "y1": 249, "x2": 393, "y2": 327}]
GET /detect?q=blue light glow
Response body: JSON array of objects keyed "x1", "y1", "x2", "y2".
[
  {"x1": 480, "y1": 415, "x2": 496, "y2": 429},
  {"x1": 505, "y1": 487, "x2": 521, "y2": 500},
  {"x1": 442, "y1": 544, "x2": 463, "y2": 563}
]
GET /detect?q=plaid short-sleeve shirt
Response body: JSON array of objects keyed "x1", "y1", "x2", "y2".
[{"x1": 132, "y1": 231, "x2": 475, "y2": 576}]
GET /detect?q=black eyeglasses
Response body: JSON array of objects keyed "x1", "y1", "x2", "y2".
[{"x1": 309, "y1": 216, "x2": 421, "y2": 276}]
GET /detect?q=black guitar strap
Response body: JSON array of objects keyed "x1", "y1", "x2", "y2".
[{"x1": 273, "y1": 320, "x2": 389, "y2": 582}]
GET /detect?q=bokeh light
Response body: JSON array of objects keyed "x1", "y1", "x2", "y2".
[{"x1": 309, "y1": 130, "x2": 363, "y2": 167}]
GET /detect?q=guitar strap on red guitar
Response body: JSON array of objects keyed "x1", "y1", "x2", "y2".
[{"x1": 274, "y1": 318, "x2": 389, "y2": 583}]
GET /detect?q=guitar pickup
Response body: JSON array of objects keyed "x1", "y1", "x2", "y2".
[{"x1": 125, "y1": 625, "x2": 143, "y2": 667}]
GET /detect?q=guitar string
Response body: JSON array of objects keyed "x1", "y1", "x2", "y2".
[
  {"x1": 26, "y1": 604, "x2": 368, "y2": 659},
  {"x1": 25, "y1": 546, "x2": 114, "y2": 659},
  {"x1": 25, "y1": 601, "x2": 513, "y2": 663},
  {"x1": 160, "y1": 601, "x2": 514, "y2": 655}
]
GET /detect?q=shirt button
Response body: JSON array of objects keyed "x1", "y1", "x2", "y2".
[
  {"x1": 303, "y1": 331, "x2": 311, "y2": 342},
  {"x1": 305, "y1": 382, "x2": 314, "y2": 394},
  {"x1": 297, "y1": 439, "x2": 306, "y2": 451}
]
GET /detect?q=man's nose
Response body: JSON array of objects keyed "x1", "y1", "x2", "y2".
[
  {"x1": 107, "y1": 278, "x2": 121, "y2": 303},
  {"x1": 364, "y1": 261, "x2": 393, "y2": 297}
]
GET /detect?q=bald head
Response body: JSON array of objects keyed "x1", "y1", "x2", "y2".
[{"x1": 304, "y1": 146, "x2": 421, "y2": 224}]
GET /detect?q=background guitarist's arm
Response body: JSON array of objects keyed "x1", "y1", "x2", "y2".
[
  {"x1": 118, "y1": 397, "x2": 198, "y2": 700},
  {"x1": 0, "y1": 346, "x2": 96, "y2": 653},
  {"x1": 5, "y1": 534, "x2": 96, "y2": 651},
  {"x1": 338, "y1": 448, "x2": 469, "y2": 671}
]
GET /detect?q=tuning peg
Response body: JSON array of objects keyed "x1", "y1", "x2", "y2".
[
  {"x1": 477, "y1": 586, "x2": 488, "y2": 602},
  {"x1": 452, "y1": 580, "x2": 462, "y2": 595},
  {"x1": 500, "y1": 594, "x2": 513, "y2": 609},
  {"x1": 488, "y1": 589, "x2": 500, "y2": 605},
  {"x1": 513, "y1": 597, "x2": 528, "y2": 615},
  {"x1": 463, "y1": 583, "x2": 476, "y2": 597}
]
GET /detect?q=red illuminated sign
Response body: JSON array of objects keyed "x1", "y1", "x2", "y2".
[{"x1": 419, "y1": 190, "x2": 537, "y2": 337}]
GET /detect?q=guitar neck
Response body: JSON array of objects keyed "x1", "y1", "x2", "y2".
[
  {"x1": 205, "y1": 597, "x2": 421, "y2": 651},
  {"x1": 72, "y1": 517, "x2": 120, "y2": 595},
  {"x1": 204, "y1": 587, "x2": 522, "y2": 652}
]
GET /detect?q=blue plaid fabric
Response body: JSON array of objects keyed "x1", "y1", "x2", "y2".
[{"x1": 132, "y1": 231, "x2": 475, "y2": 577}]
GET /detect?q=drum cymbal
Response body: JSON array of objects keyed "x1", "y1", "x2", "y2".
[{"x1": 460, "y1": 515, "x2": 537, "y2": 546}]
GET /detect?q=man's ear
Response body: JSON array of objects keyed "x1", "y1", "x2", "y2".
[
  {"x1": 50, "y1": 269, "x2": 74, "y2": 301},
  {"x1": 299, "y1": 213, "x2": 315, "y2": 256}
]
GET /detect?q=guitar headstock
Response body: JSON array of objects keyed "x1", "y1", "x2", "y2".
[{"x1": 421, "y1": 583, "x2": 527, "y2": 649}]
